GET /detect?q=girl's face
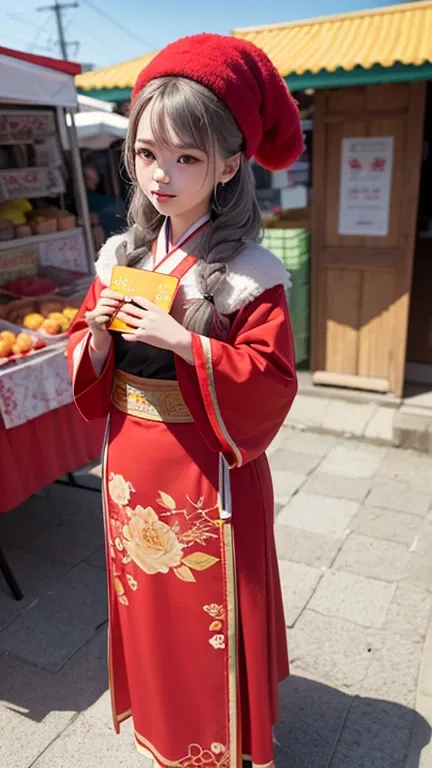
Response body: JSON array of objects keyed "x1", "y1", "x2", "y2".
[{"x1": 134, "y1": 104, "x2": 227, "y2": 228}]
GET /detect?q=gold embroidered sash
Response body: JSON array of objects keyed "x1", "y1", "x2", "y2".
[{"x1": 111, "y1": 370, "x2": 193, "y2": 424}]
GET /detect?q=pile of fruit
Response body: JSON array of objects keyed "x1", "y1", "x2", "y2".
[
  {"x1": 23, "y1": 306, "x2": 78, "y2": 335},
  {"x1": 0, "y1": 330, "x2": 45, "y2": 360}
]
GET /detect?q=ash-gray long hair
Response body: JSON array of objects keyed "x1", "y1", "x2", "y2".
[{"x1": 123, "y1": 76, "x2": 262, "y2": 339}]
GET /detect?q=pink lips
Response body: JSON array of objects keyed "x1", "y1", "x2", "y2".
[{"x1": 152, "y1": 191, "x2": 176, "y2": 202}]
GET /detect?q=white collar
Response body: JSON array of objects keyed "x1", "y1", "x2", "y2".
[{"x1": 155, "y1": 214, "x2": 211, "y2": 264}]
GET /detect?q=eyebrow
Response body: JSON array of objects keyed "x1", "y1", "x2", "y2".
[{"x1": 135, "y1": 138, "x2": 203, "y2": 152}]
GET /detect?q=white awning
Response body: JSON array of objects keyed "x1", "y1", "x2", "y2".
[
  {"x1": 66, "y1": 111, "x2": 129, "y2": 149},
  {"x1": 0, "y1": 52, "x2": 77, "y2": 108}
]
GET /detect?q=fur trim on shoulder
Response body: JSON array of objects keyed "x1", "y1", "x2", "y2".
[
  {"x1": 217, "y1": 243, "x2": 291, "y2": 314},
  {"x1": 95, "y1": 232, "x2": 290, "y2": 315},
  {"x1": 95, "y1": 229, "x2": 138, "y2": 285}
]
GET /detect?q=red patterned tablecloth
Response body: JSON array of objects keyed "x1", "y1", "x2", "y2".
[{"x1": 0, "y1": 404, "x2": 105, "y2": 514}]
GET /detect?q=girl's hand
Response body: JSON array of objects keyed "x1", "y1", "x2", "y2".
[
  {"x1": 117, "y1": 297, "x2": 194, "y2": 364},
  {"x1": 85, "y1": 288, "x2": 123, "y2": 351}
]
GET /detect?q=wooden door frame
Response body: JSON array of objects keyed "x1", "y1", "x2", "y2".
[{"x1": 310, "y1": 82, "x2": 427, "y2": 398}]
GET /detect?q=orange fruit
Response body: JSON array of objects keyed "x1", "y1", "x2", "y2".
[
  {"x1": 23, "y1": 313, "x2": 44, "y2": 330},
  {"x1": 0, "y1": 339, "x2": 12, "y2": 357},
  {"x1": 63, "y1": 307, "x2": 78, "y2": 321},
  {"x1": 15, "y1": 332, "x2": 32, "y2": 352},
  {"x1": 41, "y1": 318, "x2": 61, "y2": 335},
  {"x1": 0, "y1": 330, "x2": 16, "y2": 344}
]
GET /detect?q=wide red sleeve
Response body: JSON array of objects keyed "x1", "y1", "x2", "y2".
[
  {"x1": 176, "y1": 284, "x2": 297, "y2": 467},
  {"x1": 66, "y1": 276, "x2": 115, "y2": 421}
]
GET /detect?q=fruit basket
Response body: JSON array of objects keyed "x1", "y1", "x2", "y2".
[
  {"x1": 0, "y1": 294, "x2": 80, "y2": 339},
  {"x1": 0, "y1": 319, "x2": 48, "y2": 367}
]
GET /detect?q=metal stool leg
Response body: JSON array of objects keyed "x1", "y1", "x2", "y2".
[{"x1": 0, "y1": 545, "x2": 23, "y2": 601}]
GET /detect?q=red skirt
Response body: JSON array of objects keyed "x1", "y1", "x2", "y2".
[{"x1": 103, "y1": 375, "x2": 288, "y2": 768}]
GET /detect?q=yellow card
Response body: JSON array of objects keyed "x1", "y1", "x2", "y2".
[{"x1": 108, "y1": 265, "x2": 179, "y2": 332}]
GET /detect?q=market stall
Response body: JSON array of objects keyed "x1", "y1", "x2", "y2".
[{"x1": 0, "y1": 48, "x2": 106, "y2": 597}]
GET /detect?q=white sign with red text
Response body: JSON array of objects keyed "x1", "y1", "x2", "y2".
[{"x1": 338, "y1": 137, "x2": 394, "y2": 237}]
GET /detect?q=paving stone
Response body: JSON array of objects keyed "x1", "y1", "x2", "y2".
[
  {"x1": 281, "y1": 430, "x2": 337, "y2": 457},
  {"x1": 289, "y1": 609, "x2": 377, "y2": 687},
  {"x1": 302, "y1": 472, "x2": 371, "y2": 502},
  {"x1": 0, "y1": 563, "x2": 108, "y2": 672},
  {"x1": 365, "y1": 478, "x2": 431, "y2": 517},
  {"x1": 266, "y1": 429, "x2": 285, "y2": 457},
  {"x1": 384, "y1": 584, "x2": 432, "y2": 639},
  {"x1": 0, "y1": 629, "x2": 107, "y2": 724},
  {"x1": 278, "y1": 493, "x2": 359, "y2": 538},
  {"x1": 321, "y1": 400, "x2": 377, "y2": 438},
  {"x1": 353, "y1": 630, "x2": 424, "y2": 708},
  {"x1": 278, "y1": 560, "x2": 322, "y2": 627},
  {"x1": 31, "y1": 712, "x2": 149, "y2": 768},
  {"x1": 271, "y1": 471, "x2": 306, "y2": 504},
  {"x1": 86, "y1": 546, "x2": 107, "y2": 570},
  {"x1": 0, "y1": 549, "x2": 72, "y2": 605},
  {"x1": 350, "y1": 505, "x2": 423, "y2": 546},
  {"x1": 269, "y1": 449, "x2": 322, "y2": 475},
  {"x1": 275, "y1": 673, "x2": 353, "y2": 768},
  {"x1": 319, "y1": 444, "x2": 385, "y2": 478},
  {"x1": 19, "y1": 507, "x2": 104, "y2": 565},
  {"x1": 377, "y1": 449, "x2": 432, "y2": 494},
  {"x1": 330, "y1": 697, "x2": 415, "y2": 768},
  {"x1": 275, "y1": 525, "x2": 343, "y2": 568},
  {"x1": 285, "y1": 395, "x2": 331, "y2": 429},
  {"x1": 308, "y1": 571, "x2": 396, "y2": 628},
  {"x1": 364, "y1": 405, "x2": 396, "y2": 444},
  {"x1": 333, "y1": 533, "x2": 409, "y2": 582},
  {"x1": 0, "y1": 591, "x2": 21, "y2": 632},
  {"x1": 405, "y1": 523, "x2": 432, "y2": 592},
  {"x1": 0, "y1": 697, "x2": 75, "y2": 768},
  {"x1": 0, "y1": 493, "x2": 80, "y2": 554}
]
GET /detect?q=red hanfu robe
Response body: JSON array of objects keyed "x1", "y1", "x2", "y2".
[{"x1": 67, "y1": 231, "x2": 297, "y2": 768}]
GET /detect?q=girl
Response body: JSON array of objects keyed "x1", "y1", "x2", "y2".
[{"x1": 68, "y1": 33, "x2": 302, "y2": 768}]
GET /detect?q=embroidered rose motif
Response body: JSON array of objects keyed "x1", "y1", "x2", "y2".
[
  {"x1": 122, "y1": 505, "x2": 185, "y2": 575},
  {"x1": 108, "y1": 473, "x2": 134, "y2": 506},
  {"x1": 209, "y1": 634, "x2": 225, "y2": 650},
  {"x1": 204, "y1": 604, "x2": 225, "y2": 620},
  {"x1": 114, "y1": 537, "x2": 124, "y2": 552},
  {"x1": 211, "y1": 743, "x2": 226, "y2": 754},
  {"x1": 126, "y1": 574, "x2": 138, "y2": 591},
  {"x1": 113, "y1": 576, "x2": 124, "y2": 596}
]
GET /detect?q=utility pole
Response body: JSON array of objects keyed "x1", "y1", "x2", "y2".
[{"x1": 37, "y1": 2, "x2": 79, "y2": 60}]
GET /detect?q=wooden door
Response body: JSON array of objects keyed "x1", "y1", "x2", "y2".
[{"x1": 311, "y1": 82, "x2": 426, "y2": 397}]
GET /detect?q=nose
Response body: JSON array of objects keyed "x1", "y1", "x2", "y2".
[{"x1": 153, "y1": 167, "x2": 170, "y2": 184}]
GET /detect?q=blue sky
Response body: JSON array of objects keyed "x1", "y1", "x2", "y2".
[{"x1": 2, "y1": 0, "x2": 393, "y2": 70}]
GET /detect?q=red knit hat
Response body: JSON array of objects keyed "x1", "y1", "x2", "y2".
[{"x1": 132, "y1": 33, "x2": 303, "y2": 171}]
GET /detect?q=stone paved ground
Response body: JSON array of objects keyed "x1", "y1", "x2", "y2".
[{"x1": 0, "y1": 427, "x2": 431, "y2": 768}]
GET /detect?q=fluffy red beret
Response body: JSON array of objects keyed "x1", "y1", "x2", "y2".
[{"x1": 132, "y1": 33, "x2": 303, "y2": 172}]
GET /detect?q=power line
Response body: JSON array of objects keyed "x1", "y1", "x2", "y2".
[
  {"x1": 80, "y1": 0, "x2": 154, "y2": 50},
  {"x1": 36, "y1": 1, "x2": 79, "y2": 59}
]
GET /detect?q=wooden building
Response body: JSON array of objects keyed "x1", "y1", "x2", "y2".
[
  {"x1": 234, "y1": 1, "x2": 432, "y2": 398},
  {"x1": 77, "y1": 2, "x2": 432, "y2": 399}
]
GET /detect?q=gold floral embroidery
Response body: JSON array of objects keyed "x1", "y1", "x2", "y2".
[
  {"x1": 108, "y1": 473, "x2": 134, "y2": 506},
  {"x1": 126, "y1": 574, "x2": 138, "y2": 591},
  {"x1": 178, "y1": 741, "x2": 229, "y2": 767},
  {"x1": 209, "y1": 634, "x2": 225, "y2": 650},
  {"x1": 204, "y1": 604, "x2": 226, "y2": 650},
  {"x1": 107, "y1": 474, "x2": 221, "y2": 598}
]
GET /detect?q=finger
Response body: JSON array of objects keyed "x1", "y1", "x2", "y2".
[
  {"x1": 89, "y1": 315, "x2": 110, "y2": 326},
  {"x1": 121, "y1": 333, "x2": 139, "y2": 342},
  {"x1": 122, "y1": 303, "x2": 147, "y2": 318},
  {"x1": 117, "y1": 312, "x2": 142, "y2": 328},
  {"x1": 101, "y1": 288, "x2": 124, "y2": 300},
  {"x1": 130, "y1": 296, "x2": 154, "y2": 310},
  {"x1": 98, "y1": 298, "x2": 121, "y2": 308}
]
